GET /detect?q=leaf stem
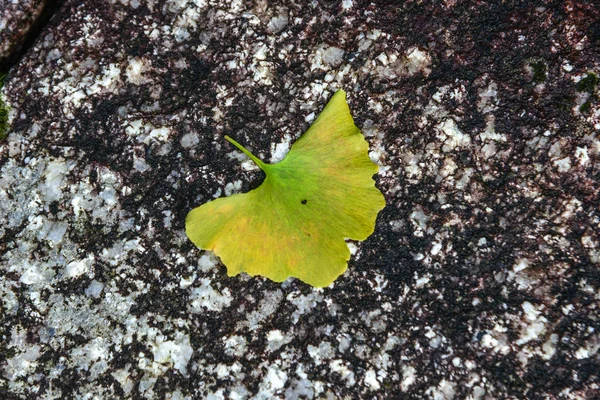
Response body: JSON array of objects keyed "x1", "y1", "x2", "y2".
[{"x1": 224, "y1": 135, "x2": 267, "y2": 171}]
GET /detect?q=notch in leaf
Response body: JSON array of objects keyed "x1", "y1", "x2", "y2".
[{"x1": 186, "y1": 90, "x2": 385, "y2": 287}]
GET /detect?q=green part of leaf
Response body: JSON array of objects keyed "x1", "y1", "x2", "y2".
[
  {"x1": 186, "y1": 90, "x2": 385, "y2": 287},
  {"x1": 224, "y1": 135, "x2": 267, "y2": 170}
]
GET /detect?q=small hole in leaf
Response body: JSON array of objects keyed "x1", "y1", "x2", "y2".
[{"x1": 301, "y1": 199, "x2": 307, "y2": 204}]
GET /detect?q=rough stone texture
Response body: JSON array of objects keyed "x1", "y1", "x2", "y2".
[
  {"x1": 0, "y1": 0, "x2": 48, "y2": 71},
  {"x1": 1, "y1": 0, "x2": 600, "y2": 399}
]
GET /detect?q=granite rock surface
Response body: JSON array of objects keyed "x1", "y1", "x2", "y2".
[
  {"x1": 1, "y1": 0, "x2": 599, "y2": 399},
  {"x1": 0, "y1": 0, "x2": 49, "y2": 71}
]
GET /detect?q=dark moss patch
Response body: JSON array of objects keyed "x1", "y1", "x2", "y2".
[
  {"x1": 579, "y1": 101, "x2": 592, "y2": 114},
  {"x1": 530, "y1": 60, "x2": 547, "y2": 83},
  {"x1": 577, "y1": 73, "x2": 599, "y2": 94},
  {"x1": 576, "y1": 73, "x2": 598, "y2": 113},
  {"x1": 0, "y1": 74, "x2": 9, "y2": 141}
]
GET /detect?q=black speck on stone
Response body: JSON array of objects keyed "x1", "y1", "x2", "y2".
[{"x1": 48, "y1": 201, "x2": 60, "y2": 215}]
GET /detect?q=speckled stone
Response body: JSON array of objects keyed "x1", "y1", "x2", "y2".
[
  {"x1": 0, "y1": 0, "x2": 48, "y2": 71},
  {"x1": 1, "y1": 1, "x2": 600, "y2": 399}
]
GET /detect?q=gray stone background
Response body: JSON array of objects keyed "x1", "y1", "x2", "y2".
[{"x1": 1, "y1": 0, "x2": 599, "y2": 399}]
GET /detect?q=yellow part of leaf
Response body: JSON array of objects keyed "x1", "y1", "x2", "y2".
[{"x1": 185, "y1": 90, "x2": 385, "y2": 287}]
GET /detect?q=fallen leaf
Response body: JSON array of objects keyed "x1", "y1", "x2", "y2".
[{"x1": 186, "y1": 90, "x2": 385, "y2": 287}]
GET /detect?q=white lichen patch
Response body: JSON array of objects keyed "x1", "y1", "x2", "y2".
[
  {"x1": 267, "y1": 14, "x2": 288, "y2": 34},
  {"x1": 401, "y1": 364, "x2": 417, "y2": 391},
  {"x1": 224, "y1": 335, "x2": 248, "y2": 358},
  {"x1": 151, "y1": 332, "x2": 193, "y2": 375},
  {"x1": 41, "y1": 158, "x2": 70, "y2": 202},
  {"x1": 516, "y1": 301, "x2": 548, "y2": 346},
  {"x1": 100, "y1": 238, "x2": 144, "y2": 266},
  {"x1": 374, "y1": 47, "x2": 432, "y2": 79},
  {"x1": 409, "y1": 205, "x2": 430, "y2": 237},
  {"x1": 224, "y1": 180, "x2": 242, "y2": 196},
  {"x1": 63, "y1": 255, "x2": 95, "y2": 279},
  {"x1": 85, "y1": 280, "x2": 105, "y2": 298},
  {"x1": 70, "y1": 337, "x2": 112, "y2": 379},
  {"x1": 112, "y1": 366, "x2": 135, "y2": 395},
  {"x1": 3, "y1": 327, "x2": 42, "y2": 381},
  {"x1": 286, "y1": 290, "x2": 324, "y2": 324},
  {"x1": 197, "y1": 252, "x2": 219, "y2": 272},
  {"x1": 307, "y1": 341, "x2": 335, "y2": 364},
  {"x1": 125, "y1": 119, "x2": 173, "y2": 144},
  {"x1": 180, "y1": 132, "x2": 200, "y2": 148},
  {"x1": 342, "y1": 0, "x2": 354, "y2": 9},
  {"x1": 133, "y1": 156, "x2": 151, "y2": 173},
  {"x1": 266, "y1": 329, "x2": 293, "y2": 352},
  {"x1": 363, "y1": 368, "x2": 381, "y2": 390},
  {"x1": 270, "y1": 134, "x2": 292, "y2": 163},
  {"x1": 188, "y1": 278, "x2": 233, "y2": 312},
  {"x1": 477, "y1": 81, "x2": 499, "y2": 113},
  {"x1": 237, "y1": 289, "x2": 283, "y2": 330},
  {"x1": 40, "y1": 219, "x2": 69, "y2": 244},
  {"x1": 553, "y1": 156, "x2": 572, "y2": 172},
  {"x1": 57, "y1": 63, "x2": 122, "y2": 117},
  {"x1": 478, "y1": 324, "x2": 511, "y2": 355},
  {"x1": 310, "y1": 44, "x2": 346, "y2": 70},
  {"x1": 404, "y1": 47, "x2": 432, "y2": 76},
  {"x1": 574, "y1": 334, "x2": 600, "y2": 360},
  {"x1": 574, "y1": 146, "x2": 590, "y2": 166},
  {"x1": 542, "y1": 333, "x2": 559, "y2": 360},
  {"x1": 330, "y1": 359, "x2": 356, "y2": 386},
  {"x1": 126, "y1": 57, "x2": 152, "y2": 85},
  {"x1": 426, "y1": 379, "x2": 457, "y2": 400},
  {"x1": 479, "y1": 115, "x2": 506, "y2": 142},
  {"x1": 436, "y1": 119, "x2": 471, "y2": 152},
  {"x1": 257, "y1": 364, "x2": 287, "y2": 396}
]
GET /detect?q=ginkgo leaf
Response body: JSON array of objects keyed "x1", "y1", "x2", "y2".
[{"x1": 186, "y1": 90, "x2": 385, "y2": 287}]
